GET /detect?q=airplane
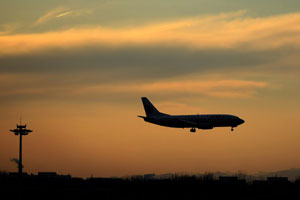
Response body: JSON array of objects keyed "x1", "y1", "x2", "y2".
[{"x1": 138, "y1": 97, "x2": 245, "y2": 132}]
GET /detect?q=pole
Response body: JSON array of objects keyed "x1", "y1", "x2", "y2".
[
  {"x1": 10, "y1": 124, "x2": 32, "y2": 179},
  {"x1": 19, "y1": 133, "x2": 22, "y2": 178}
]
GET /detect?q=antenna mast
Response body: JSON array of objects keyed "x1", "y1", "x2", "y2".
[{"x1": 10, "y1": 120, "x2": 33, "y2": 179}]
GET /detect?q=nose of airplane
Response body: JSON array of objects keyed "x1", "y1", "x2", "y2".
[{"x1": 238, "y1": 118, "x2": 245, "y2": 125}]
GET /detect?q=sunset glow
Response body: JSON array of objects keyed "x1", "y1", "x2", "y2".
[{"x1": 1, "y1": 0, "x2": 300, "y2": 178}]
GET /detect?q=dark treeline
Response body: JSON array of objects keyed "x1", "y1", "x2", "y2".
[{"x1": 1, "y1": 172, "x2": 300, "y2": 200}]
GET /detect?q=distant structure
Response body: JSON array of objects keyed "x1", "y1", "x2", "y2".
[
  {"x1": 10, "y1": 121, "x2": 33, "y2": 178},
  {"x1": 144, "y1": 174, "x2": 156, "y2": 180}
]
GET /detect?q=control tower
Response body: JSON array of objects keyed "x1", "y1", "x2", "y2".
[{"x1": 10, "y1": 123, "x2": 33, "y2": 178}]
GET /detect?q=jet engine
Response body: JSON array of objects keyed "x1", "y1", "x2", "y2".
[{"x1": 197, "y1": 123, "x2": 213, "y2": 130}]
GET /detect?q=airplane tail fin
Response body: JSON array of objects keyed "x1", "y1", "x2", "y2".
[{"x1": 141, "y1": 97, "x2": 161, "y2": 117}]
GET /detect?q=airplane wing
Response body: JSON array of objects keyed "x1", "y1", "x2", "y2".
[
  {"x1": 178, "y1": 119, "x2": 213, "y2": 129},
  {"x1": 177, "y1": 119, "x2": 198, "y2": 126}
]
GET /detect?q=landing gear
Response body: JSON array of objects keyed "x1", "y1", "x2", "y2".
[{"x1": 190, "y1": 128, "x2": 196, "y2": 133}]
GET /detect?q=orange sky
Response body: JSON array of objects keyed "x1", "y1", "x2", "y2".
[
  {"x1": 1, "y1": 1, "x2": 300, "y2": 178},
  {"x1": 1, "y1": 90, "x2": 299, "y2": 177}
]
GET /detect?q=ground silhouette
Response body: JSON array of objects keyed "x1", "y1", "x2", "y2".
[{"x1": 1, "y1": 172, "x2": 300, "y2": 200}]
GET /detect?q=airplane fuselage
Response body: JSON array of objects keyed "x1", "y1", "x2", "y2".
[{"x1": 143, "y1": 114, "x2": 244, "y2": 130}]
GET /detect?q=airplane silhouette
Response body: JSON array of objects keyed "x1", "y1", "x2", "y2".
[{"x1": 139, "y1": 97, "x2": 244, "y2": 132}]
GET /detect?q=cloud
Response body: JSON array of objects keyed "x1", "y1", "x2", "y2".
[
  {"x1": 33, "y1": 7, "x2": 67, "y2": 26},
  {"x1": 56, "y1": 11, "x2": 73, "y2": 18},
  {"x1": 0, "y1": 23, "x2": 20, "y2": 35},
  {"x1": 0, "y1": 45, "x2": 278, "y2": 74},
  {"x1": 73, "y1": 79, "x2": 268, "y2": 99},
  {"x1": 32, "y1": 7, "x2": 92, "y2": 27},
  {"x1": 1, "y1": 11, "x2": 300, "y2": 56},
  {"x1": 0, "y1": 11, "x2": 296, "y2": 104},
  {"x1": 0, "y1": 74, "x2": 268, "y2": 100}
]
